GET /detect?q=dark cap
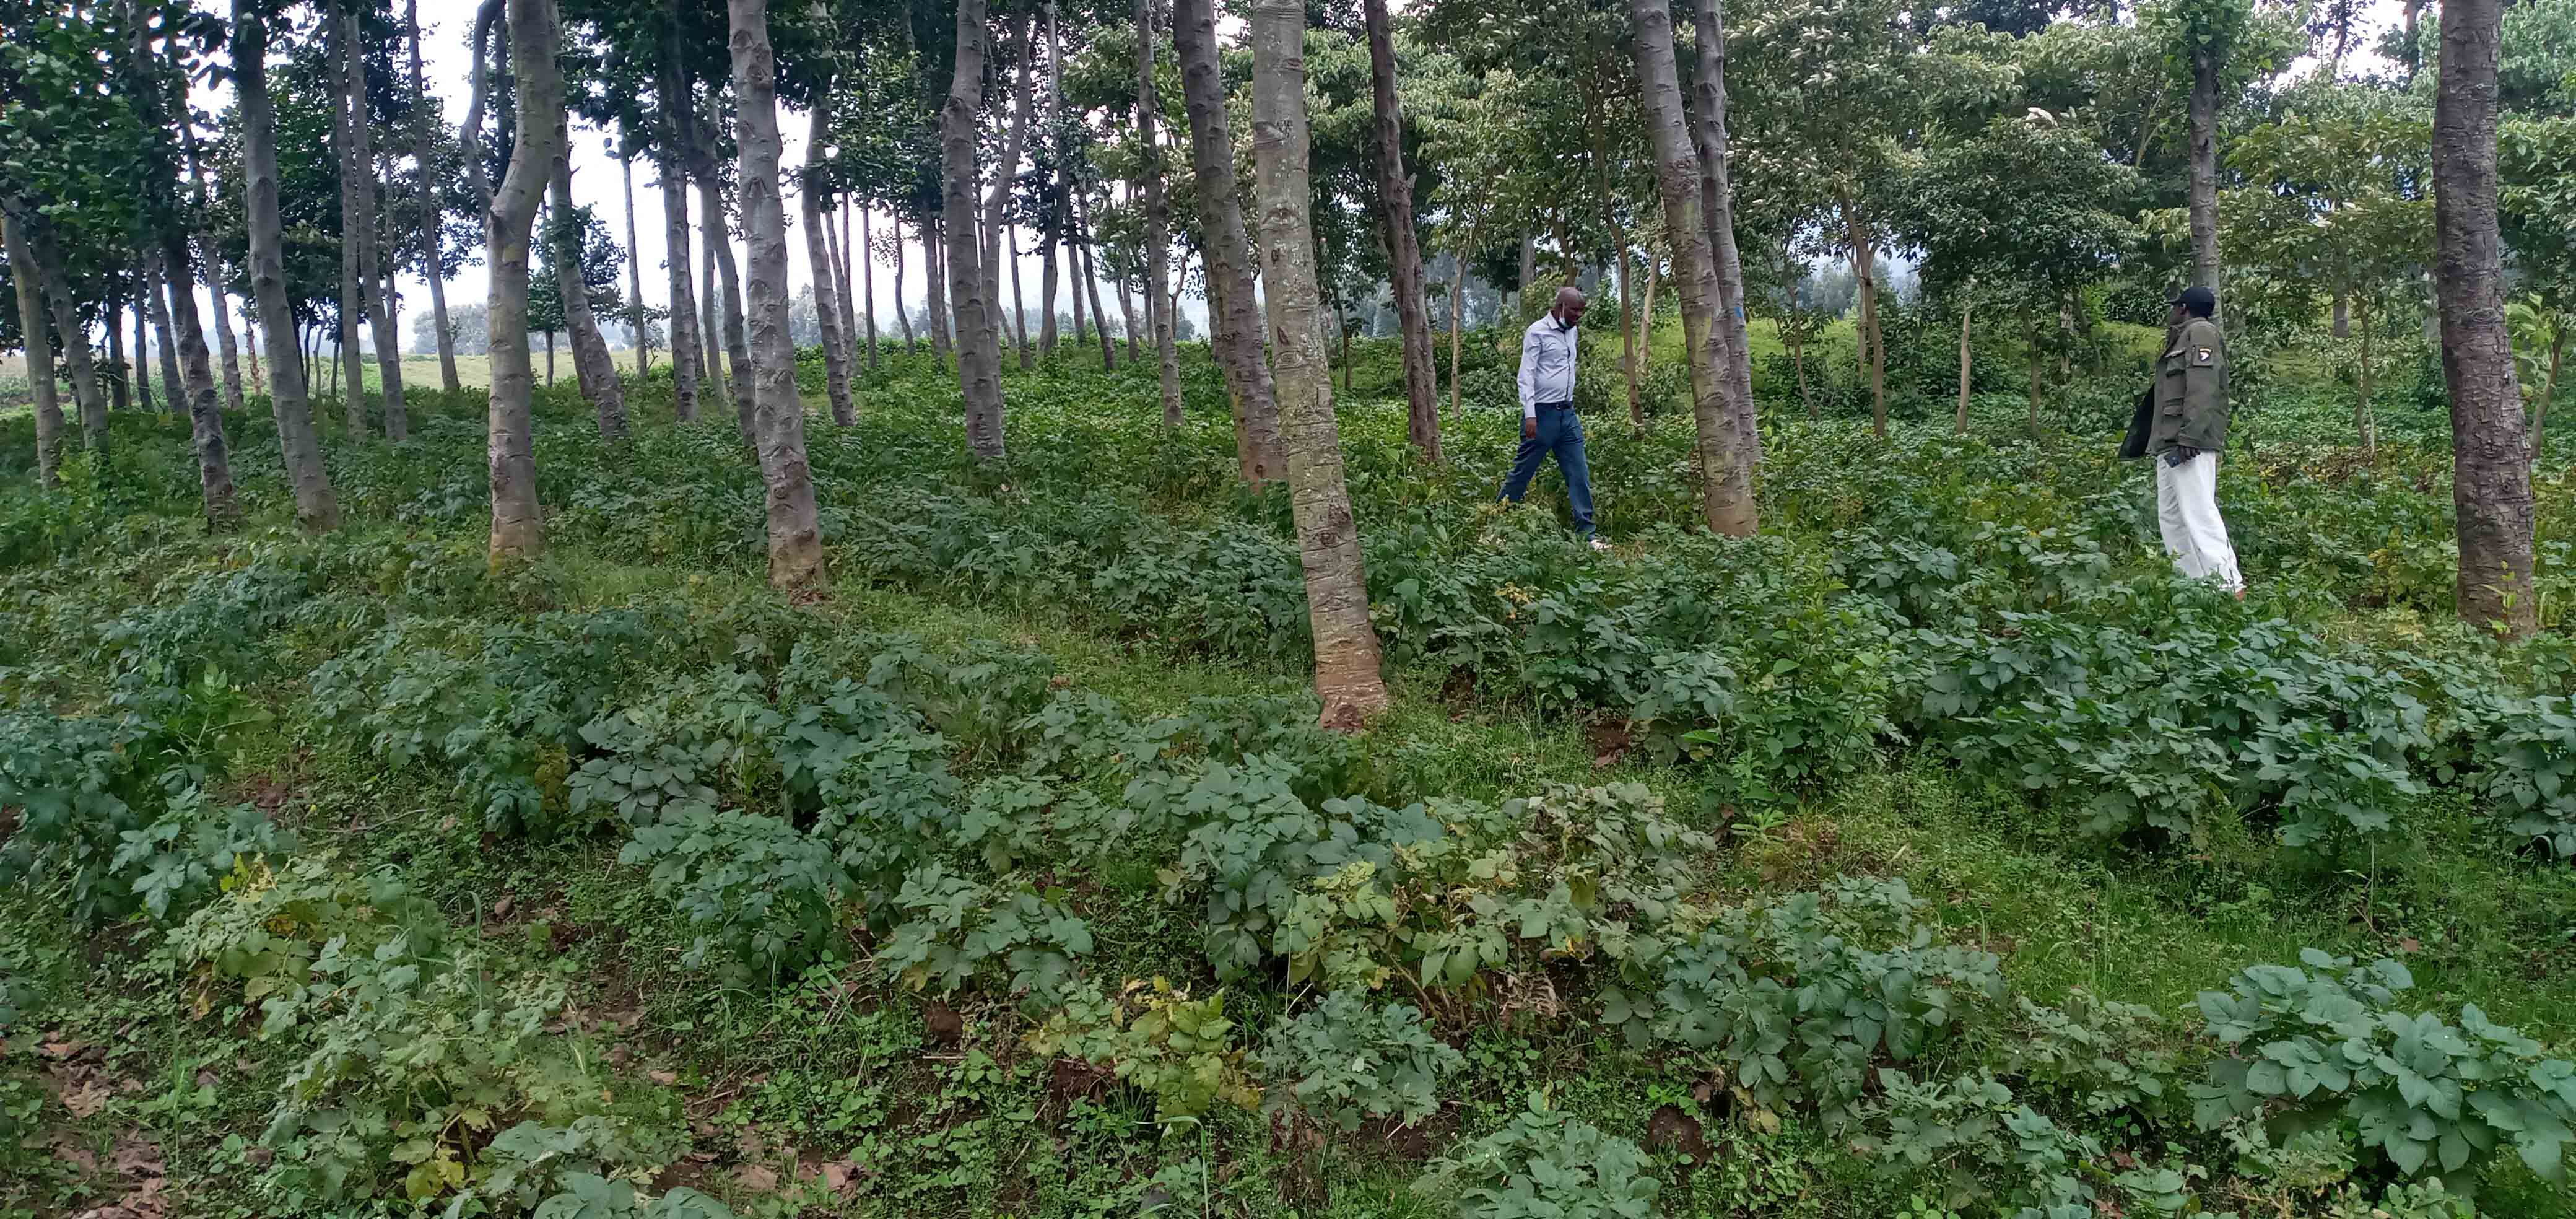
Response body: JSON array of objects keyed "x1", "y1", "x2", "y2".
[{"x1": 2170, "y1": 285, "x2": 2217, "y2": 315}]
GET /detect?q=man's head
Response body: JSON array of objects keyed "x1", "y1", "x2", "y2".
[
  {"x1": 1552, "y1": 287, "x2": 1588, "y2": 326},
  {"x1": 2169, "y1": 285, "x2": 2217, "y2": 323}
]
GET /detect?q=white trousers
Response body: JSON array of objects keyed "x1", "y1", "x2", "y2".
[{"x1": 2156, "y1": 451, "x2": 2243, "y2": 592}]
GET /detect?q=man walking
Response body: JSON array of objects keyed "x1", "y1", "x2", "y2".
[
  {"x1": 2121, "y1": 285, "x2": 2243, "y2": 596},
  {"x1": 1501, "y1": 287, "x2": 1609, "y2": 551}
]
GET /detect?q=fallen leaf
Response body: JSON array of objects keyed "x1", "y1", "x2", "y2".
[
  {"x1": 733, "y1": 1164, "x2": 780, "y2": 1192},
  {"x1": 63, "y1": 1079, "x2": 111, "y2": 1119},
  {"x1": 194, "y1": 1070, "x2": 219, "y2": 1090},
  {"x1": 492, "y1": 894, "x2": 515, "y2": 920},
  {"x1": 648, "y1": 1070, "x2": 679, "y2": 1086},
  {"x1": 822, "y1": 1158, "x2": 861, "y2": 1195},
  {"x1": 2397, "y1": 937, "x2": 2421, "y2": 955}
]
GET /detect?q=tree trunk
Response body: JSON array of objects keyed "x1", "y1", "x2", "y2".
[
  {"x1": 2434, "y1": 0, "x2": 2535, "y2": 634},
  {"x1": 1174, "y1": 0, "x2": 1282, "y2": 484},
  {"x1": 405, "y1": 0, "x2": 461, "y2": 395},
  {"x1": 1956, "y1": 279, "x2": 1972, "y2": 434},
  {"x1": 1139, "y1": 0, "x2": 1183, "y2": 426},
  {"x1": 1038, "y1": 210, "x2": 1060, "y2": 353},
  {"x1": 702, "y1": 235, "x2": 728, "y2": 400},
  {"x1": 1842, "y1": 193, "x2": 1885, "y2": 436},
  {"x1": 1251, "y1": 0, "x2": 1390, "y2": 730},
  {"x1": 803, "y1": 97, "x2": 856, "y2": 426},
  {"x1": 1009, "y1": 225, "x2": 1032, "y2": 368},
  {"x1": 27, "y1": 232, "x2": 107, "y2": 448},
  {"x1": 861, "y1": 206, "x2": 880, "y2": 365},
  {"x1": 1448, "y1": 246, "x2": 1465, "y2": 419},
  {"x1": 620, "y1": 137, "x2": 650, "y2": 382},
  {"x1": 1076, "y1": 194, "x2": 1115, "y2": 369},
  {"x1": 487, "y1": 0, "x2": 566, "y2": 560},
  {"x1": 984, "y1": 5, "x2": 1037, "y2": 372},
  {"x1": 947, "y1": 0, "x2": 1010, "y2": 461},
  {"x1": 2, "y1": 212, "x2": 66, "y2": 487},
  {"x1": 925, "y1": 214, "x2": 952, "y2": 364},
  {"x1": 728, "y1": 0, "x2": 827, "y2": 587},
  {"x1": 1515, "y1": 232, "x2": 1535, "y2": 316},
  {"x1": 2188, "y1": 48, "x2": 2222, "y2": 302},
  {"x1": 1065, "y1": 212, "x2": 1087, "y2": 345},
  {"x1": 550, "y1": 161, "x2": 627, "y2": 438},
  {"x1": 546, "y1": 332, "x2": 556, "y2": 385},
  {"x1": 148, "y1": 251, "x2": 186, "y2": 415},
  {"x1": 1360, "y1": 0, "x2": 1438, "y2": 458},
  {"x1": 108, "y1": 282, "x2": 133, "y2": 416},
  {"x1": 1638, "y1": 255, "x2": 1658, "y2": 366},
  {"x1": 839, "y1": 200, "x2": 861, "y2": 370},
  {"x1": 1689, "y1": 0, "x2": 1756, "y2": 455},
  {"x1": 344, "y1": 9, "x2": 406, "y2": 440},
  {"x1": 1588, "y1": 108, "x2": 1641, "y2": 430},
  {"x1": 233, "y1": 0, "x2": 339, "y2": 530},
  {"x1": 1632, "y1": 0, "x2": 1752, "y2": 535},
  {"x1": 191, "y1": 155, "x2": 247, "y2": 414},
  {"x1": 701, "y1": 180, "x2": 753, "y2": 435},
  {"x1": 331, "y1": 11, "x2": 367, "y2": 435},
  {"x1": 892, "y1": 219, "x2": 914, "y2": 346},
  {"x1": 136, "y1": 268, "x2": 158, "y2": 413},
  {"x1": 654, "y1": 17, "x2": 702, "y2": 420}
]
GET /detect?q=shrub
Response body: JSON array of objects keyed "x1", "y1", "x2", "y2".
[{"x1": 1256, "y1": 990, "x2": 1463, "y2": 1132}]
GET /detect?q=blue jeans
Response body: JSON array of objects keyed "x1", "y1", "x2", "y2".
[{"x1": 1497, "y1": 404, "x2": 1595, "y2": 538}]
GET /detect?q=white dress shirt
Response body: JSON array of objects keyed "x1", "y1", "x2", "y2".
[{"x1": 1517, "y1": 313, "x2": 1579, "y2": 419}]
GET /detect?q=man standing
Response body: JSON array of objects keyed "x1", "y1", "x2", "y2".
[
  {"x1": 2121, "y1": 285, "x2": 2243, "y2": 596},
  {"x1": 1500, "y1": 287, "x2": 1609, "y2": 551}
]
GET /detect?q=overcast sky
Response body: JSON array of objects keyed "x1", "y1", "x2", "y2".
[{"x1": 173, "y1": 0, "x2": 2406, "y2": 356}]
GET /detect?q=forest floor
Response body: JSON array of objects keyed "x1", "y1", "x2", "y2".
[{"x1": 2, "y1": 336, "x2": 2574, "y2": 1219}]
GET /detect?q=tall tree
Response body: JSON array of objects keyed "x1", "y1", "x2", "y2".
[
  {"x1": 982, "y1": 6, "x2": 1037, "y2": 377},
  {"x1": 330, "y1": 9, "x2": 368, "y2": 434},
  {"x1": 1689, "y1": 0, "x2": 1754, "y2": 457},
  {"x1": 726, "y1": 0, "x2": 826, "y2": 586},
  {"x1": 344, "y1": 6, "x2": 406, "y2": 439},
  {"x1": 619, "y1": 134, "x2": 651, "y2": 380},
  {"x1": 1632, "y1": 0, "x2": 1752, "y2": 535},
  {"x1": 181, "y1": 121, "x2": 248, "y2": 414},
  {"x1": 654, "y1": 0, "x2": 703, "y2": 420},
  {"x1": 1362, "y1": 0, "x2": 1440, "y2": 461},
  {"x1": 1251, "y1": 0, "x2": 1390, "y2": 730},
  {"x1": 1173, "y1": 0, "x2": 1282, "y2": 484},
  {"x1": 407, "y1": 0, "x2": 461, "y2": 393},
  {"x1": 234, "y1": 0, "x2": 340, "y2": 530},
  {"x1": 2434, "y1": 0, "x2": 2536, "y2": 634},
  {"x1": 803, "y1": 97, "x2": 855, "y2": 425},
  {"x1": 2, "y1": 213, "x2": 66, "y2": 487},
  {"x1": 487, "y1": 0, "x2": 566, "y2": 559},
  {"x1": 1137, "y1": 0, "x2": 1181, "y2": 427},
  {"x1": 549, "y1": 165, "x2": 629, "y2": 437},
  {"x1": 946, "y1": 0, "x2": 1009, "y2": 460}
]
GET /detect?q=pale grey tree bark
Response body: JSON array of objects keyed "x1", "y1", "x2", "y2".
[
  {"x1": 405, "y1": 0, "x2": 461, "y2": 393},
  {"x1": 1633, "y1": 0, "x2": 1753, "y2": 535},
  {"x1": 803, "y1": 97, "x2": 856, "y2": 425},
  {"x1": 861, "y1": 205, "x2": 880, "y2": 365},
  {"x1": 329, "y1": 12, "x2": 368, "y2": 434},
  {"x1": 1251, "y1": 0, "x2": 1390, "y2": 730},
  {"x1": 655, "y1": 9, "x2": 703, "y2": 419},
  {"x1": 344, "y1": 7, "x2": 406, "y2": 439},
  {"x1": 946, "y1": 0, "x2": 1009, "y2": 460},
  {"x1": 1138, "y1": 0, "x2": 1181, "y2": 426},
  {"x1": 2, "y1": 211, "x2": 65, "y2": 487},
  {"x1": 1174, "y1": 0, "x2": 1281, "y2": 483},
  {"x1": 620, "y1": 135, "x2": 651, "y2": 380},
  {"x1": 233, "y1": 0, "x2": 339, "y2": 530},
  {"x1": 147, "y1": 249, "x2": 186, "y2": 415},
  {"x1": 726, "y1": 0, "x2": 827, "y2": 586},
  {"x1": 549, "y1": 161, "x2": 627, "y2": 437},
  {"x1": 983, "y1": 6, "x2": 1037, "y2": 370},
  {"x1": 486, "y1": 0, "x2": 567, "y2": 558}
]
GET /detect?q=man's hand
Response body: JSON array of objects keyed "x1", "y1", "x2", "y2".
[{"x1": 1522, "y1": 416, "x2": 1537, "y2": 440}]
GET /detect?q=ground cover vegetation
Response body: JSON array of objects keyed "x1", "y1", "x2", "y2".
[{"x1": 9, "y1": 0, "x2": 2576, "y2": 1212}]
